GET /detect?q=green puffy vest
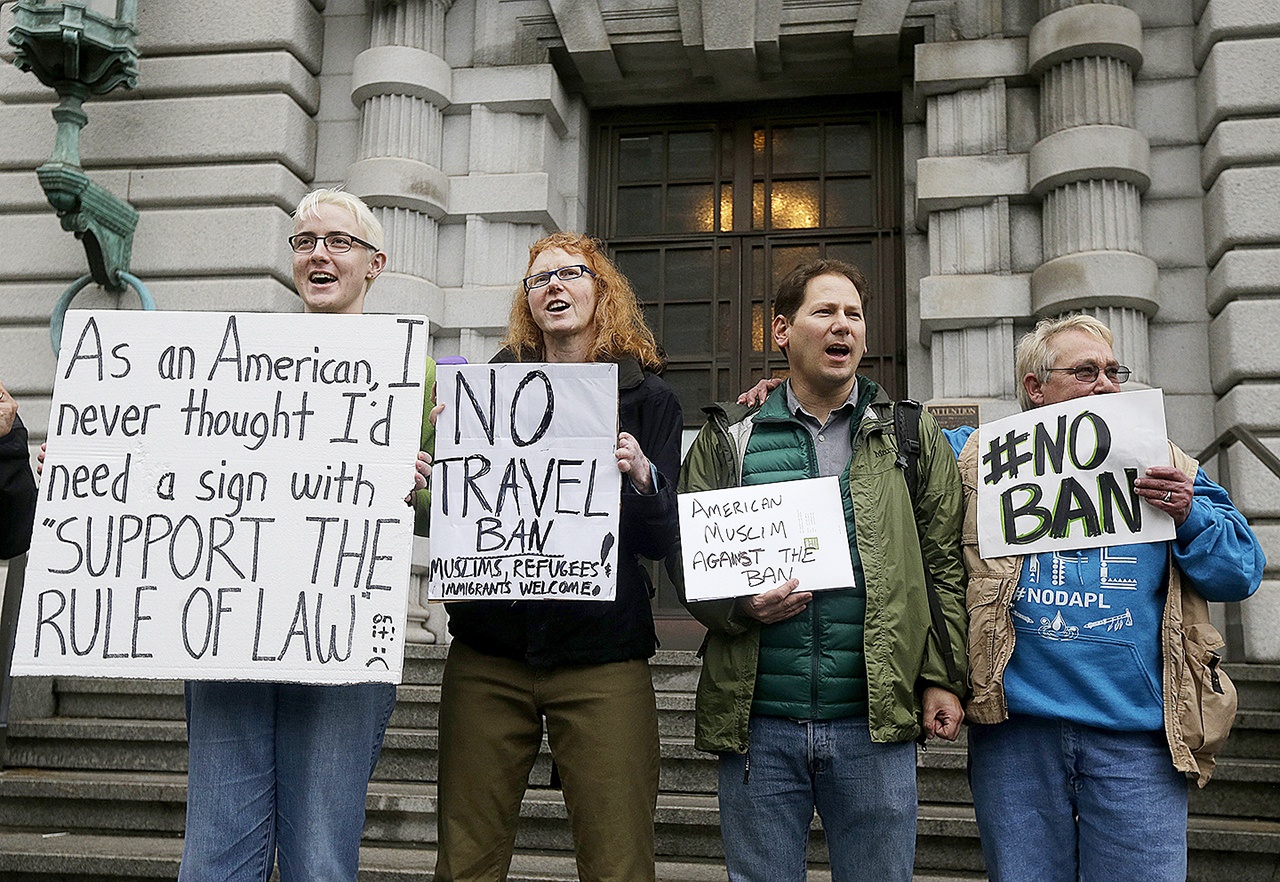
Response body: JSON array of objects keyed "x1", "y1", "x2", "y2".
[{"x1": 743, "y1": 385, "x2": 874, "y2": 720}]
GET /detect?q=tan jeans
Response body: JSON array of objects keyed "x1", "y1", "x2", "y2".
[{"x1": 433, "y1": 640, "x2": 660, "y2": 882}]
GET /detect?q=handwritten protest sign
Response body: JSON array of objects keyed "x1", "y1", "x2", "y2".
[
  {"x1": 976, "y1": 388, "x2": 1174, "y2": 558},
  {"x1": 427, "y1": 363, "x2": 620, "y2": 601},
  {"x1": 678, "y1": 476, "x2": 856, "y2": 602},
  {"x1": 11, "y1": 310, "x2": 427, "y2": 684}
]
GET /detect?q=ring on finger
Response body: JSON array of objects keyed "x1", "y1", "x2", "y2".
[{"x1": 1163, "y1": 489, "x2": 1172, "y2": 503}]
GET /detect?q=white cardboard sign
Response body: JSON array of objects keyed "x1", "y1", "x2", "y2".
[
  {"x1": 975, "y1": 388, "x2": 1175, "y2": 558},
  {"x1": 678, "y1": 476, "x2": 857, "y2": 601},
  {"x1": 12, "y1": 310, "x2": 428, "y2": 684},
  {"x1": 427, "y1": 363, "x2": 621, "y2": 601}
]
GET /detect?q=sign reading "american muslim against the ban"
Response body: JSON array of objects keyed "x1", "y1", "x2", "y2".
[{"x1": 12, "y1": 310, "x2": 428, "y2": 684}]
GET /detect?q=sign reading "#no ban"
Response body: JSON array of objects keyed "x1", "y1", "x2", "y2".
[{"x1": 975, "y1": 388, "x2": 1175, "y2": 558}]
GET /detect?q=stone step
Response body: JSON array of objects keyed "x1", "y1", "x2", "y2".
[
  {"x1": 1, "y1": 809, "x2": 1275, "y2": 882},
  {"x1": 1224, "y1": 664, "x2": 1280, "y2": 712},
  {"x1": 9, "y1": 712, "x2": 1279, "y2": 818},
  {"x1": 0, "y1": 768, "x2": 976, "y2": 861},
  {"x1": 0, "y1": 830, "x2": 991, "y2": 882},
  {"x1": 50, "y1": 679, "x2": 700, "y2": 737}
]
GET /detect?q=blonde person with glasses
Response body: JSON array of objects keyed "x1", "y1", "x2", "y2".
[
  {"x1": 429, "y1": 233, "x2": 683, "y2": 882},
  {"x1": 178, "y1": 189, "x2": 433, "y2": 882},
  {"x1": 960, "y1": 314, "x2": 1264, "y2": 882}
]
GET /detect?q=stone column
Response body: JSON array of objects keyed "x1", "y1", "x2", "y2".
[
  {"x1": 1197, "y1": 1, "x2": 1280, "y2": 661},
  {"x1": 914, "y1": 37, "x2": 1029, "y2": 416},
  {"x1": 345, "y1": 0, "x2": 454, "y2": 644},
  {"x1": 1028, "y1": 0, "x2": 1156, "y2": 382}
]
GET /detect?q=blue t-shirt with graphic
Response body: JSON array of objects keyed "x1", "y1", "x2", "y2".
[{"x1": 1002, "y1": 467, "x2": 1265, "y2": 732}]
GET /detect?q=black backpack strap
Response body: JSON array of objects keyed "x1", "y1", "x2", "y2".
[{"x1": 894, "y1": 400, "x2": 961, "y2": 686}]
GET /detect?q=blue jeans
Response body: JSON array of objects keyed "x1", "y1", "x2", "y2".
[
  {"x1": 717, "y1": 715, "x2": 918, "y2": 882},
  {"x1": 178, "y1": 680, "x2": 396, "y2": 882},
  {"x1": 967, "y1": 714, "x2": 1189, "y2": 882}
]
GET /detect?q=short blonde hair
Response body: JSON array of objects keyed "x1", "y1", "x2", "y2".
[
  {"x1": 293, "y1": 188, "x2": 385, "y2": 251},
  {"x1": 503, "y1": 232, "x2": 662, "y2": 369},
  {"x1": 1014, "y1": 314, "x2": 1114, "y2": 411}
]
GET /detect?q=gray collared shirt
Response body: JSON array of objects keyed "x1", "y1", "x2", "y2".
[{"x1": 783, "y1": 379, "x2": 860, "y2": 478}]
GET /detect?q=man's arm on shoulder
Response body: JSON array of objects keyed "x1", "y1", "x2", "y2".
[
  {"x1": 1172, "y1": 467, "x2": 1265, "y2": 602},
  {"x1": 914, "y1": 412, "x2": 968, "y2": 695}
]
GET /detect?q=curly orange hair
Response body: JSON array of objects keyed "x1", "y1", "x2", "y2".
[{"x1": 503, "y1": 233, "x2": 663, "y2": 369}]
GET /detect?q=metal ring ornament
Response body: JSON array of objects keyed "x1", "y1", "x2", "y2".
[
  {"x1": 1163, "y1": 489, "x2": 1173, "y2": 503},
  {"x1": 50, "y1": 271, "x2": 156, "y2": 355}
]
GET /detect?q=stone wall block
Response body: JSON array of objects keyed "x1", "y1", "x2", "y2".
[
  {"x1": 1226, "y1": 443, "x2": 1280, "y2": 518},
  {"x1": 913, "y1": 38, "x2": 1027, "y2": 96},
  {"x1": 1202, "y1": 166, "x2": 1280, "y2": 265},
  {"x1": 1241, "y1": 582, "x2": 1280, "y2": 663},
  {"x1": 1197, "y1": 38, "x2": 1280, "y2": 140},
  {"x1": 1201, "y1": 118, "x2": 1280, "y2": 190},
  {"x1": 362, "y1": 273, "x2": 445, "y2": 324},
  {"x1": 1152, "y1": 266, "x2": 1210, "y2": 323},
  {"x1": 1193, "y1": 0, "x2": 1280, "y2": 66},
  {"x1": 1215, "y1": 382, "x2": 1280, "y2": 430},
  {"x1": 1028, "y1": 125, "x2": 1150, "y2": 197},
  {"x1": 1148, "y1": 320, "x2": 1213, "y2": 393},
  {"x1": 919, "y1": 274, "x2": 1030, "y2": 335},
  {"x1": 915, "y1": 153, "x2": 1028, "y2": 220},
  {"x1": 0, "y1": 213, "x2": 102, "y2": 280},
  {"x1": 0, "y1": 325, "x2": 60, "y2": 392},
  {"x1": 1138, "y1": 26, "x2": 1196, "y2": 80},
  {"x1": 1206, "y1": 247, "x2": 1280, "y2": 315},
  {"x1": 136, "y1": 0, "x2": 324, "y2": 74},
  {"x1": 449, "y1": 172, "x2": 564, "y2": 228},
  {"x1": 1134, "y1": 79, "x2": 1199, "y2": 146},
  {"x1": 1141, "y1": 197, "x2": 1207, "y2": 269},
  {"x1": 450, "y1": 65, "x2": 572, "y2": 137},
  {"x1": 1031, "y1": 250, "x2": 1159, "y2": 315},
  {"x1": 1161, "y1": 392, "x2": 1216, "y2": 455},
  {"x1": 1028, "y1": 3, "x2": 1144, "y2": 76},
  {"x1": 1208, "y1": 299, "x2": 1280, "y2": 394},
  {"x1": 125, "y1": 165, "x2": 309, "y2": 212},
  {"x1": 0, "y1": 96, "x2": 317, "y2": 178},
  {"x1": 1146, "y1": 145, "x2": 1202, "y2": 199}
]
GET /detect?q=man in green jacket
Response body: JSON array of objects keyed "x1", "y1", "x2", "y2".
[{"x1": 677, "y1": 259, "x2": 967, "y2": 882}]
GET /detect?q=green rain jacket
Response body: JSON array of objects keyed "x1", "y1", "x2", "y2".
[{"x1": 676, "y1": 381, "x2": 967, "y2": 751}]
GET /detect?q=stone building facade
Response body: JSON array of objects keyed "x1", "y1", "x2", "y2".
[{"x1": 0, "y1": 0, "x2": 1275, "y2": 657}]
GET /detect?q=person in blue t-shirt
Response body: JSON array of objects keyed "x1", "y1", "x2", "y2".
[{"x1": 958, "y1": 314, "x2": 1265, "y2": 882}]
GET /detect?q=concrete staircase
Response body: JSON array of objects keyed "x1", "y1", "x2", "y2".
[{"x1": 0, "y1": 646, "x2": 1277, "y2": 881}]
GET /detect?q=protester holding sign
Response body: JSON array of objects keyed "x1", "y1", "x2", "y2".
[
  {"x1": 430, "y1": 233, "x2": 682, "y2": 882},
  {"x1": 178, "y1": 189, "x2": 433, "y2": 882},
  {"x1": 958, "y1": 314, "x2": 1265, "y2": 882},
  {"x1": 677, "y1": 259, "x2": 967, "y2": 882},
  {"x1": 0, "y1": 380, "x2": 37, "y2": 559}
]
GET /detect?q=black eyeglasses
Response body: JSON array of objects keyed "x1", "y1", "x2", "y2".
[
  {"x1": 288, "y1": 232, "x2": 377, "y2": 254},
  {"x1": 1046, "y1": 364, "x2": 1132, "y2": 384},
  {"x1": 523, "y1": 264, "x2": 595, "y2": 292}
]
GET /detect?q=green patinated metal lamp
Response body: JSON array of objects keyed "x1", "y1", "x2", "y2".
[{"x1": 8, "y1": 0, "x2": 153, "y2": 351}]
